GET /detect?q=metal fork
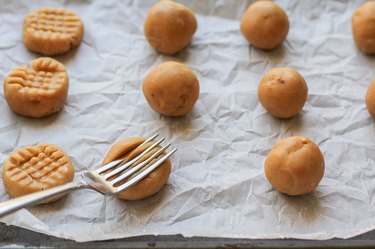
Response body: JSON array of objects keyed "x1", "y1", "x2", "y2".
[{"x1": 0, "y1": 134, "x2": 176, "y2": 218}]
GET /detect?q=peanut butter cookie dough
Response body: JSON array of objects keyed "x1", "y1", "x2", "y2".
[
  {"x1": 143, "y1": 61, "x2": 199, "y2": 117},
  {"x1": 366, "y1": 78, "x2": 375, "y2": 118},
  {"x1": 352, "y1": 2, "x2": 375, "y2": 54},
  {"x1": 4, "y1": 57, "x2": 69, "y2": 118},
  {"x1": 240, "y1": 1, "x2": 289, "y2": 50},
  {"x1": 258, "y1": 67, "x2": 308, "y2": 119},
  {"x1": 23, "y1": 7, "x2": 84, "y2": 55},
  {"x1": 265, "y1": 136, "x2": 325, "y2": 196},
  {"x1": 2, "y1": 144, "x2": 75, "y2": 203},
  {"x1": 144, "y1": 0, "x2": 197, "y2": 55},
  {"x1": 102, "y1": 137, "x2": 171, "y2": 201}
]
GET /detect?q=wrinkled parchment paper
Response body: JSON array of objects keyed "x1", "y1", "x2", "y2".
[{"x1": 1, "y1": 0, "x2": 375, "y2": 242}]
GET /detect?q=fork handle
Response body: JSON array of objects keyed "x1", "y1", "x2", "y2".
[{"x1": 0, "y1": 181, "x2": 87, "y2": 218}]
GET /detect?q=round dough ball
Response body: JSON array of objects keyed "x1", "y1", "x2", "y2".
[
  {"x1": 352, "y1": 2, "x2": 375, "y2": 54},
  {"x1": 4, "y1": 57, "x2": 69, "y2": 118},
  {"x1": 142, "y1": 61, "x2": 199, "y2": 117},
  {"x1": 258, "y1": 67, "x2": 308, "y2": 118},
  {"x1": 2, "y1": 144, "x2": 75, "y2": 203},
  {"x1": 366, "y1": 78, "x2": 375, "y2": 118},
  {"x1": 23, "y1": 7, "x2": 84, "y2": 55},
  {"x1": 240, "y1": 1, "x2": 289, "y2": 49},
  {"x1": 144, "y1": 0, "x2": 197, "y2": 55},
  {"x1": 265, "y1": 136, "x2": 325, "y2": 196},
  {"x1": 102, "y1": 137, "x2": 172, "y2": 201}
]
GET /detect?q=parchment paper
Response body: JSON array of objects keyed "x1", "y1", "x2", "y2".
[{"x1": 1, "y1": 0, "x2": 375, "y2": 242}]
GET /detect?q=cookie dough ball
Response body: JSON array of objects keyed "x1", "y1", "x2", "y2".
[
  {"x1": 366, "y1": 78, "x2": 375, "y2": 117},
  {"x1": 143, "y1": 61, "x2": 199, "y2": 117},
  {"x1": 352, "y1": 2, "x2": 375, "y2": 54},
  {"x1": 258, "y1": 67, "x2": 308, "y2": 118},
  {"x1": 4, "y1": 57, "x2": 69, "y2": 118},
  {"x1": 144, "y1": 0, "x2": 197, "y2": 55},
  {"x1": 240, "y1": 1, "x2": 289, "y2": 50},
  {"x1": 23, "y1": 7, "x2": 84, "y2": 55},
  {"x1": 2, "y1": 144, "x2": 75, "y2": 203},
  {"x1": 265, "y1": 136, "x2": 325, "y2": 196},
  {"x1": 102, "y1": 137, "x2": 172, "y2": 200}
]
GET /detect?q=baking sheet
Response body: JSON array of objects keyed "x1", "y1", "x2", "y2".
[{"x1": 1, "y1": 0, "x2": 375, "y2": 242}]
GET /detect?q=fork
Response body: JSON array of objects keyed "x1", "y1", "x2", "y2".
[{"x1": 0, "y1": 134, "x2": 176, "y2": 218}]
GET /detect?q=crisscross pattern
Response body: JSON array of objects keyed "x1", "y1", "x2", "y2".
[
  {"x1": 3, "y1": 144, "x2": 74, "y2": 194},
  {"x1": 6, "y1": 58, "x2": 67, "y2": 95},
  {"x1": 24, "y1": 8, "x2": 83, "y2": 46}
]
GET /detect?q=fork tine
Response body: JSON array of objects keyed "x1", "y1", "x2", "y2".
[
  {"x1": 103, "y1": 137, "x2": 165, "y2": 180},
  {"x1": 116, "y1": 148, "x2": 177, "y2": 193},
  {"x1": 96, "y1": 133, "x2": 159, "y2": 174},
  {"x1": 96, "y1": 158, "x2": 123, "y2": 174},
  {"x1": 110, "y1": 143, "x2": 171, "y2": 185}
]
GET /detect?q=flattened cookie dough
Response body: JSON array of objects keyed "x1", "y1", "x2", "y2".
[
  {"x1": 144, "y1": 0, "x2": 197, "y2": 55},
  {"x1": 2, "y1": 144, "x2": 75, "y2": 203},
  {"x1": 4, "y1": 57, "x2": 69, "y2": 118},
  {"x1": 102, "y1": 137, "x2": 171, "y2": 201},
  {"x1": 143, "y1": 61, "x2": 199, "y2": 117},
  {"x1": 265, "y1": 136, "x2": 325, "y2": 196},
  {"x1": 23, "y1": 7, "x2": 84, "y2": 55}
]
